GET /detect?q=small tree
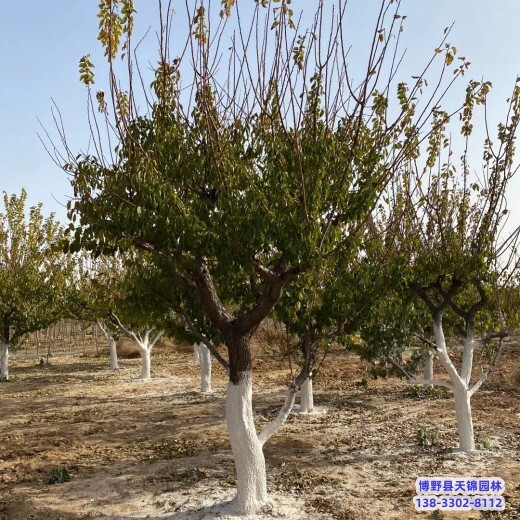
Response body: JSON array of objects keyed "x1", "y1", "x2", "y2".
[
  {"x1": 67, "y1": 254, "x2": 124, "y2": 371},
  {"x1": 0, "y1": 190, "x2": 72, "y2": 380},
  {"x1": 366, "y1": 78, "x2": 520, "y2": 451},
  {"x1": 99, "y1": 258, "x2": 169, "y2": 380}
]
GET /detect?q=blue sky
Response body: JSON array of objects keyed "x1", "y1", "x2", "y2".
[{"x1": 1, "y1": 0, "x2": 519, "y2": 224}]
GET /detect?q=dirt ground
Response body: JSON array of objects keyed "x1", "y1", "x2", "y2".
[{"x1": 1, "y1": 340, "x2": 519, "y2": 520}]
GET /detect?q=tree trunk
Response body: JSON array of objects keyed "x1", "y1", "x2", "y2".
[
  {"x1": 300, "y1": 376, "x2": 314, "y2": 413},
  {"x1": 423, "y1": 352, "x2": 433, "y2": 389},
  {"x1": 226, "y1": 370, "x2": 268, "y2": 514},
  {"x1": 140, "y1": 348, "x2": 151, "y2": 380},
  {"x1": 453, "y1": 386, "x2": 475, "y2": 452},
  {"x1": 432, "y1": 317, "x2": 476, "y2": 452},
  {"x1": 199, "y1": 343, "x2": 212, "y2": 393},
  {"x1": 97, "y1": 321, "x2": 119, "y2": 371},
  {"x1": 0, "y1": 342, "x2": 9, "y2": 381},
  {"x1": 193, "y1": 343, "x2": 201, "y2": 364},
  {"x1": 108, "y1": 337, "x2": 119, "y2": 370}
]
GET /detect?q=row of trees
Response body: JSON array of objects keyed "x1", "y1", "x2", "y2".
[{"x1": 3, "y1": 0, "x2": 518, "y2": 515}]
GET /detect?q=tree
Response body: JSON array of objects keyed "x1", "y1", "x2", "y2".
[
  {"x1": 95, "y1": 257, "x2": 169, "y2": 380},
  {"x1": 0, "y1": 190, "x2": 73, "y2": 380},
  {"x1": 193, "y1": 342, "x2": 213, "y2": 393},
  {"x1": 56, "y1": 0, "x2": 476, "y2": 512},
  {"x1": 97, "y1": 318, "x2": 120, "y2": 370},
  {"x1": 365, "y1": 77, "x2": 520, "y2": 451},
  {"x1": 67, "y1": 254, "x2": 122, "y2": 370}
]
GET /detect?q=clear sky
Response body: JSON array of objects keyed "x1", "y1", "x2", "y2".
[{"x1": 1, "y1": 0, "x2": 519, "y2": 225}]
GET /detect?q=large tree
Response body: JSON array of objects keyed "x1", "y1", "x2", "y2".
[
  {"x1": 57, "y1": 0, "x2": 476, "y2": 513},
  {"x1": 0, "y1": 190, "x2": 73, "y2": 380}
]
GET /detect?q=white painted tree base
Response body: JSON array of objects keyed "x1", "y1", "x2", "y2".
[
  {"x1": 453, "y1": 387, "x2": 476, "y2": 451},
  {"x1": 198, "y1": 343, "x2": 212, "y2": 393},
  {"x1": 299, "y1": 377, "x2": 314, "y2": 413},
  {"x1": 297, "y1": 405, "x2": 328, "y2": 415},
  {"x1": 226, "y1": 372, "x2": 269, "y2": 514},
  {"x1": 431, "y1": 319, "x2": 477, "y2": 453},
  {"x1": 0, "y1": 343, "x2": 9, "y2": 381},
  {"x1": 423, "y1": 353, "x2": 434, "y2": 389},
  {"x1": 193, "y1": 343, "x2": 201, "y2": 365},
  {"x1": 140, "y1": 349, "x2": 152, "y2": 380},
  {"x1": 97, "y1": 321, "x2": 120, "y2": 371},
  {"x1": 108, "y1": 337, "x2": 119, "y2": 370}
]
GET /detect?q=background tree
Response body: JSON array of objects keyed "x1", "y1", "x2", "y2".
[
  {"x1": 0, "y1": 190, "x2": 73, "y2": 380},
  {"x1": 364, "y1": 78, "x2": 520, "y2": 451},
  {"x1": 55, "y1": 0, "x2": 478, "y2": 513},
  {"x1": 68, "y1": 254, "x2": 126, "y2": 371},
  {"x1": 100, "y1": 257, "x2": 170, "y2": 380}
]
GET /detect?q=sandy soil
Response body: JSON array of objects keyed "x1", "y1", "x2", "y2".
[{"x1": 0, "y1": 341, "x2": 518, "y2": 520}]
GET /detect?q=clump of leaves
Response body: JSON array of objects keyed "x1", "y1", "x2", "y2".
[
  {"x1": 368, "y1": 365, "x2": 390, "y2": 379},
  {"x1": 310, "y1": 497, "x2": 369, "y2": 520},
  {"x1": 431, "y1": 509, "x2": 444, "y2": 520},
  {"x1": 355, "y1": 377, "x2": 368, "y2": 388},
  {"x1": 407, "y1": 385, "x2": 422, "y2": 397},
  {"x1": 480, "y1": 431, "x2": 493, "y2": 450},
  {"x1": 407, "y1": 385, "x2": 447, "y2": 399},
  {"x1": 48, "y1": 466, "x2": 71, "y2": 484},
  {"x1": 416, "y1": 426, "x2": 438, "y2": 447},
  {"x1": 176, "y1": 467, "x2": 207, "y2": 485},
  {"x1": 152, "y1": 438, "x2": 198, "y2": 460}
]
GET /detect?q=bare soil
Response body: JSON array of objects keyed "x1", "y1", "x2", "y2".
[{"x1": 1, "y1": 341, "x2": 519, "y2": 520}]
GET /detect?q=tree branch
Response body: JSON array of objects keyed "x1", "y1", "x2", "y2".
[
  {"x1": 414, "y1": 332, "x2": 438, "y2": 351},
  {"x1": 234, "y1": 256, "x2": 300, "y2": 335},
  {"x1": 257, "y1": 365, "x2": 309, "y2": 446},
  {"x1": 191, "y1": 259, "x2": 234, "y2": 334},
  {"x1": 175, "y1": 305, "x2": 230, "y2": 372},
  {"x1": 107, "y1": 311, "x2": 141, "y2": 344},
  {"x1": 385, "y1": 355, "x2": 416, "y2": 379},
  {"x1": 469, "y1": 331, "x2": 507, "y2": 396}
]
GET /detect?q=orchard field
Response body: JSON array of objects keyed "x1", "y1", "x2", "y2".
[{"x1": 1, "y1": 338, "x2": 518, "y2": 520}]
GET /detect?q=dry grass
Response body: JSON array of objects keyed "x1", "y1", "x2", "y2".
[{"x1": 116, "y1": 337, "x2": 189, "y2": 359}]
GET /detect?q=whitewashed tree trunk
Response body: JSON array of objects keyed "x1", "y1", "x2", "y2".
[
  {"x1": 140, "y1": 347, "x2": 152, "y2": 380},
  {"x1": 226, "y1": 371, "x2": 268, "y2": 514},
  {"x1": 300, "y1": 376, "x2": 314, "y2": 413},
  {"x1": 97, "y1": 320, "x2": 119, "y2": 370},
  {"x1": 108, "y1": 337, "x2": 119, "y2": 370},
  {"x1": 108, "y1": 314, "x2": 164, "y2": 381},
  {"x1": 423, "y1": 352, "x2": 434, "y2": 389},
  {"x1": 432, "y1": 318, "x2": 476, "y2": 452},
  {"x1": 0, "y1": 342, "x2": 9, "y2": 381},
  {"x1": 198, "y1": 342, "x2": 212, "y2": 393},
  {"x1": 193, "y1": 343, "x2": 201, "y2": 365},
  {"x1": 134, "y1": 329, "x2": 164, "y2": 380},
  {"x1": 453, "y1": 385, "x2": 475, "y2": 451}
]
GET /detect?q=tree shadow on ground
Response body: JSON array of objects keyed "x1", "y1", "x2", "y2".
[{"x1": 0, "y1": 492, "x2": 92, "y2": 520}]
